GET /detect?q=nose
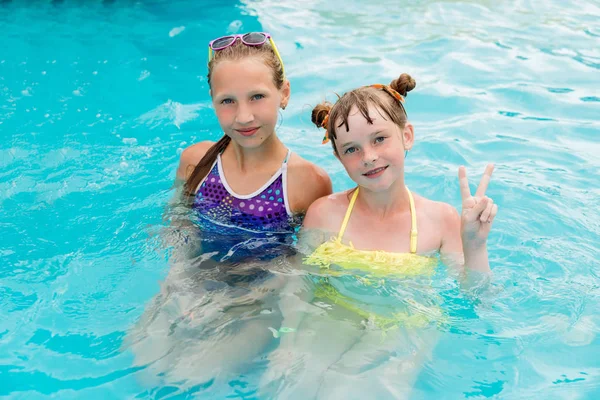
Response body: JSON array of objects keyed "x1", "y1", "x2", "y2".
[
  {"x1": 235, "y1": 102, "x2": 254, "y2": 125},
  {"x1": 362, "y1": 146, "x2": 378, "y2": 165}
]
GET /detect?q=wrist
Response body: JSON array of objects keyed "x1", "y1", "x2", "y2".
[
  {"x1": 463, "y1": 243, "x2": 490, "y2": 273},
  {"x1": 462, "y1": 240, "x2": 487, "y2": 252},
  {"x1": 461, "y1": 230, "x2": 487, "y2": 251}
]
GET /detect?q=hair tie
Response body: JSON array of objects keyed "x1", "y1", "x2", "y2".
[
  {"x1": 369, "y1": 84, "x2": 405, "y2": 103},
  {"x1": 369, "y1": 84, "x2": 407, "y2": 116},
  {"x1": 321, "y1": 114, "x2": 330, "y2": 144}
]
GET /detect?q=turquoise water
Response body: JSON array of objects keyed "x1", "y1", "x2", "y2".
[{"x1": 1, "y1": 0, "x2": 599, "y2": 398}]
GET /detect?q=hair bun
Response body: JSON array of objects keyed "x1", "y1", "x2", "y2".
[
  {"x1": 311, "y1": 102, "x2": 332, "y2": 128},
  {"x1": 390, "y1": 73, "x2": 416, "y2": 97}
]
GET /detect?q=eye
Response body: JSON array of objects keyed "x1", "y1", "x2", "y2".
[
  {"x1": 221, "y1": 98, "x2": 234, "y2": 105},
  {"x1": 344, "y1": 146, "x2": 358, "y2": 155},
  {"x1": 251, "y1": 93, "x2": 265, "y2": 101},
  {"x1": 374, "y1": 136, "x2": 386, "y2": 144}
]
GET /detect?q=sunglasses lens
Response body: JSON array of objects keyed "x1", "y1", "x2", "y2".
[
  {"x1": 242, "y1": 32, "x2": 267, "y2": 45},
  {"x1": 211, "y1": 36, "x2": 235, "y2": 49}
]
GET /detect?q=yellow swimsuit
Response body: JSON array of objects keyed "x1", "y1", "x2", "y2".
[
  {"x1": 306, "y1": 186, "x2": 437, "y2": 276},
  {"x1": 304, "y1": 187, "x2": 443, "y2": 330}
]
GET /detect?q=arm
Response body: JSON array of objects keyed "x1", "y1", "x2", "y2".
[
  {"x1": 439, "y1": 203, "x2": 466, "y2": 272},
  {"x1": 175, "y1": 141, "x2": 215, "y2": 183},
  {"x1": 162, "y1": 142, "x2": 215, "y2": 280},
  {"x1": 127, "y1": 145, "x2": 214, "y2": 350},
  {"x1": 439, "y1": 203, "x2": 490, "y2": 275},
  {"x1": 442, "y1": 164, "x2": 498, "y2": 276}
]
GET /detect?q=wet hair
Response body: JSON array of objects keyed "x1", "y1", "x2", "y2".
[
  {"x1": 311, "y1": 73, "x2": 416, "y2": 155},
  {"x1": 184, "y1": 39, "x2": 285, "y2": 197}
]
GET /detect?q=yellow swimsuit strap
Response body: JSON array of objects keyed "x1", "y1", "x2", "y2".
[{"x1": 336, "y1": 186, "x2": 418, "y2": 254}]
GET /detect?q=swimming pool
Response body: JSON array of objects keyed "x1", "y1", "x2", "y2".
[{"x1": 1, "y1": 0, "x2": 599, "y2": 398}]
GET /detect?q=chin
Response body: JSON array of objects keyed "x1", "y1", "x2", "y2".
[
  {"x1": 354, "y1": 178, "x2": 393, "y2": 192},
  {"x1": 234, "y1": 135, "x2": 267, "y2": 148}
]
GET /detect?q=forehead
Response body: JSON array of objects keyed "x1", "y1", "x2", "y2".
[
  {"x1": 211, "y1": 58, "x2": 275, "y2": 94},
  {"x1": 335, "y1": 104, "x2": 396, "y2": 140}
]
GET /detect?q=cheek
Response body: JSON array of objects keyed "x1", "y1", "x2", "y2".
[
  {"x1": 215, "y1": 107, "x2": 234, "y2": 122},
  {"x1": 259, "y1": 101, "x2": 279, "y2": 122},
  {"x1": 340, "y1": 155, "x2": 361, "y2": 173},
  {"x1": 380, "y1": 146, "x2": 404, "y2": 163}
]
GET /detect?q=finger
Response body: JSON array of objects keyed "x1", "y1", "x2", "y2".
[
  {"x1": 472, "y1": 196, "x2": 489, "y2": 217},
  {"x1": 480, "y1": 197, "x2": 494, "y2": 222},
  {"x1": 458, "y1": 166, "x2": 471, "y2": 201},
  {"x1": 475, "y1": 163, "x2": 495, "y2": 198},
  {"x1": 487, "y1": 204, "x2": 498, "y2": 223}
]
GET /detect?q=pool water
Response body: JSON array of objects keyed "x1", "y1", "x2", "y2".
[{"x1": 1, "y1": 0, "x2": 599, "y2": 398}]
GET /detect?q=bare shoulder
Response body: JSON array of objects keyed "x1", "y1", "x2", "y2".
[
  {"x1": 303, "y1": 190, "x2": 352, "y2": 231},
  {"x1": 413, "y1": 193, "x2": 460, "y2": 227},
  {"x1": 286, "y1": 152, "x2": 331, "y2": 186},
  {"x1": 176, "y1": 141, "x2": 215, "y2": 181},
  {"x1": 285, "y1": 152, "x2": 333, "y2": 213}
]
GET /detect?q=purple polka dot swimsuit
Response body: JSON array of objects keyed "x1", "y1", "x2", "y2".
[{"x1": 192, "y1": 149, "x2": 296, "y2": 234}]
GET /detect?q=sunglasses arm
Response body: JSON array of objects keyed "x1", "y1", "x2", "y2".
[{"x1": 269, "y1": 38, "x2": 285, "y2": 80}]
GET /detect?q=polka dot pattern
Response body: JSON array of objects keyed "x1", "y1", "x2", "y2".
[{"x1": 193, "y1": 162, "x2": 293, "y2": 233}]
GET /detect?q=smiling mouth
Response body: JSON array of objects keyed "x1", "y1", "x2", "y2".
[{"x1": 362, "y1": 166, "x2": 388, "y2": 176}]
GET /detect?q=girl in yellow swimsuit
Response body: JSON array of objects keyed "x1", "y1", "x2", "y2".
[
  {"x1": 304, "y1": 185, "x2": 444, "y2": 330},
  {"x1": 305, "y1": 74, "x2": 498, "y2": 275},
  {"x1": 262, "y1": 73, "x2": 499, "y2": 399}
]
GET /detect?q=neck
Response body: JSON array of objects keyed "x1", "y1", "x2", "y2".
[
  {"x1": 225, "y1": 133, "x2": 287, "y2": 173},
  {"x1": 356, "y1": 177, "x2": 410, "y2": 219}
]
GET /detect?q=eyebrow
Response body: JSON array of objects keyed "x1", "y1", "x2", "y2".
[
  {"x1": 214, "y1": 93, "x2": 234, "y2": 100},
  {"x1": 215, "y1": 89, "x2": 267, "y2": 99}
]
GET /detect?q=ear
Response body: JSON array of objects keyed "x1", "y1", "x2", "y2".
[
  {"x1": 402, "y1": 122, "x2": 415, "y2": 151},
  {"x1": 280, "y1": 79, "x2": 291, "y2": 109}
]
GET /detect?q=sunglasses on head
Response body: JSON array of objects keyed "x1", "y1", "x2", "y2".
[{"x1": 208, "y1": 32, "x2": 285, "y2": 79}]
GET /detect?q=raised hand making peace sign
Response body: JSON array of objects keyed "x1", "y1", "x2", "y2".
[{"x1": 459, "y1": 164, "x2": 498, "y2": 250}]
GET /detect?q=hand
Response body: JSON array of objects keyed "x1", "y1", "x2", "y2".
[{"x1": 459, "y1": 164, "x2": 498, "y2": 250}]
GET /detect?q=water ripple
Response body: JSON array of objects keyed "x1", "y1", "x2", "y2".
[{"x1": 1, "y1": 0, "x2": 598, "y2": 398}]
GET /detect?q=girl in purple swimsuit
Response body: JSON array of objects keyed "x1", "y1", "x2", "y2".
[{"x1": 126, "y1": 34, "x2": 333, "y2": 388}]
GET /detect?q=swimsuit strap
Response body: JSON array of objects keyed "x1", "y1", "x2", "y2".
[
  {"x1": 281, "y1": 148, "x2": 292, "y2": 216},
  {"x1": 283, "y1": 148, "x2": 291, "y2": 164},
  {"x1": 336, "y1": 186, "x2": 418, "y2": 253},
  {"x1": 407, "y1": 187, "x2": 418, "y2": 254},
  {"x1": 336, "y1": 188, "x2": 360, "y2": 241}
]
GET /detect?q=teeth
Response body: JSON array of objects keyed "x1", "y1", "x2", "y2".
[{"x1": 365, "y1": 167, "x2": 385, "y2": 175}]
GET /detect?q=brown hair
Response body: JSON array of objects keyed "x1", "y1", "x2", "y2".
[
  {"x1": 183, "y1": 39, "x2": 286, "y2": 197},
  {"x1": 311, "y1": 73, "x2": 416, "y2": 155}
]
